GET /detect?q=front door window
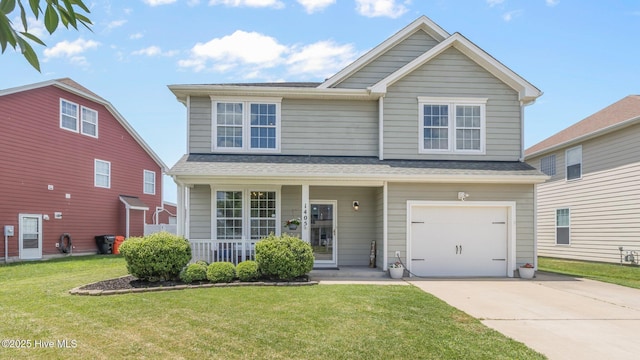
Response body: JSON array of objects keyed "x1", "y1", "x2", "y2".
[
  {"x1": 20, "y1": 214, "x2": 42, "y2": 259},
  {"x1": 310, "y1": 201, "x2": 337, "y2": 266}
]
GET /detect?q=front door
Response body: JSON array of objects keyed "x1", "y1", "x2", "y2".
[
  {"x1": 19, "y1": 214, "x2": 43, "y2": 260},
  {"x1": 310, "y1": 201, "x2": 337, "y2": 267}
]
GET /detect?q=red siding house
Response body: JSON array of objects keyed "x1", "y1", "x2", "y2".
[{"x1": 0, "y1": 78, "x2": 168, "y2": 261}]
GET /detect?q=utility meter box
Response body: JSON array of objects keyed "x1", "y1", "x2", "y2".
[{"x1": 4, "y1": 225, "x2": 14, "y2": 236}]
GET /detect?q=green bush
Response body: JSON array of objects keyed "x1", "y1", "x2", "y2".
[
  {"x1": 236, "y1": 260, "x2": 260, "y2": 282},
  {"x1": 206, "y1": 262, "x2": 236, "y2": 283},
  {"x1": 180, "y1": 263, "x2": 208, "y2": 284},
  {"x1": 118, "y1": 232, "x2": 191, "y2": 282},
  {"x1": 255, "y1": 233, "x2": 314, "y2": 280},
  {"x1": 195, "y1": 260, "x2": 209, "y2": 267}
]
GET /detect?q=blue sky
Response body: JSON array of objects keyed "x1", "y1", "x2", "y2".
[{"x1": 2, "y1": 0, "x2": 639, "y2": 202}]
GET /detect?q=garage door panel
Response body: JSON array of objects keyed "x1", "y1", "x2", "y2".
[{"x1": 410, "y1": 205, "x2": 507, "y2": 277}]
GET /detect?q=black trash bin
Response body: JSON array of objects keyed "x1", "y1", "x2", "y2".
[{"x1": 95, "y1": 235, "x2": 115, "y2": 254}]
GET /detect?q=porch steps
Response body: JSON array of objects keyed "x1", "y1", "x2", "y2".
[{"x1": 309, "y1": 266, "x2": 390, "y2": 281}]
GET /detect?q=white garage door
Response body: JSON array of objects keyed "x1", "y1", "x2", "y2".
[{"x1": 410, "y1": 205, "x2": 508, "y2": 277}]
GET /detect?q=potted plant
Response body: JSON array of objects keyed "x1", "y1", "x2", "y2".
[
  {"x1": 284, "y1": 218, "x2": 301, "y2": 230},
  {"x1": 519, "y1": 263, "x2": 535, "y2": 279},
  {"x1": 389, "y1": 261, "x2": 404, "y2": 279}
]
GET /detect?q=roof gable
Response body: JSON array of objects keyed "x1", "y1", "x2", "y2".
[
  {"x1": 319, "y1": 15, "x2": 449, "y2": 89},
  {"x1": 0, "y1": 79, "x2": 167, "y2": 171},
  {"x1": 525, "y1": 95, "x2": 640, "y2": 157},
  {"x1": 369, "y1": 33, "x2": 542, "y2": 104}
]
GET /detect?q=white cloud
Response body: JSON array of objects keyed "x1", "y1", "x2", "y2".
[
  {"x1": 130, "y1": 32, "x2": 144, "y2": 40},
  {"x1": 179, "y1": 30, "x2": 288, "y2": 72},
  {"x1": 187, "y1": 0, "x2": 201, "y2": 5},
  {"x1": 142, "y1": 0, "x2": 177, "y2": 6},
  {"x1": 208, "y1": 0, "x2": 284, "y2": 8},
  {"x1": 106, "y1": 19, "x2": 127, "y2": 31},
  {"x1": 502, "y1": 9, "x2": 523, "y2": 22},
  {"x1": 355, "y1": 0, "x2": 408, "y2": 19},
  {"x1": 43, "y1": 38, "x2": 100, "y2": 59},
  {"x1": 487, "y1": 0, "x2": 505, "y2": 7},
  {"x1": 297, "y1": 0, "x2": 335, "y2": 13},
  {"x1": 132, "y1": 46, "x2": 178, "y2": 57},
  {"x1": 287, "y1": 40, "x2": 357, "y2": 78},
  {"x1": 546, "y1": 0, "x2": 559, "y2": 6},
  {"x1": 14, "y1": 16, "x2": 46, "y2": 38}
]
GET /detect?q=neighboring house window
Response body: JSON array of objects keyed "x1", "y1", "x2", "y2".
[
  {"x1": 212, "y1": 98, "x2": 281, "y2": 152},
  {"x1": 540, "y1": 154, "x2": 556, "y2": 176},
  {"x1": 94, "y1": 159, "x2": 111, "y2": 188},
  {"x1": 215, "y1": 189, "x2": 278, "y2": 240},
  {"x1": 556, "y1": 208, "x2": 570, "y2": 245},
  {"x1": 60, "y1": 99, "x2": 79, "y2": 132},
  {"x1": 81, "y1": 107, "x2": 98, "y2": 137},
  {"x1": 418, "y1": 97, "x2": 487, "y2": 154},
  {"x1": 566, "y1": 146, "x2": 582, "y2": 180},
  {"x1": 144, "y1": 170, "x2": 156, "y2": 195}
]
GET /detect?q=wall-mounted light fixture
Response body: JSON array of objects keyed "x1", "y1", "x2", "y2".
[
  {"x1": 352, "y1": 201, "x2": 360, "y2": 211},
  {"x1": 457, "y1": 192, "x2": 469, "y2": 201}
]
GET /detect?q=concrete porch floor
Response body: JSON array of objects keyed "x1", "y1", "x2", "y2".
[{"x1": 309, "y1": 266, "x2": 406, "y2": 284}]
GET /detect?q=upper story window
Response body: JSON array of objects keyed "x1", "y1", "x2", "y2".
[
  {"x1": 566, "y1": 146, "x2": 582, "y2": 180},
  {"x1": 60, "y1": 98, "x2": 98, "y2": 137},
  {"x1": 418, "y1": 97, "x2": 487, "y2": 154},
  {"x1": 60, "y1": 99, "x2": 78, "y2": 132},
  {"x1": 81, "y1": 107, "x2": 98, "y2": 137},
  {"x1": 540, "y1": 154, "x2": 556, "y2": 176},
  {"x1": 212, "y1": 97, "x2": 281, "y2": 152},
  {"x1": 144, "y1": 170, "x2": 156, "y2": 195},
  {"x1": 94, "y1": 159, "x2": 111, "y2": 188}
]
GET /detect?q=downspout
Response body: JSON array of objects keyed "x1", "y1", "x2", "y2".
[
  {"x1": 520, "y1": 101, "x2": 525, "y2": 161},
  {"x1": 378, "y1": 96, "x2": 384, "y2": 160}
]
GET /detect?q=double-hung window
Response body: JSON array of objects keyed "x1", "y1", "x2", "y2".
[
  {"x1": 81, "y1": 107, "x2": 98, "y2": 137},
  {"x1": 215, "y1": 189, "x2": 279, "y2": 241},
  {"x1": 556, "y1": 208, "x2": 570, "y2": 245},
  {"x1": 213, "y1": 98, "x2": 281, "y2": 152},
  {"x1": 94, "y1": 159, "x2": 111, "y2": 188},
  {"x1": 60, "y1": 99, "x2": 79, "y2": 132},
  {"x1": 418, "y1": 97, "x2": 487, "y2": 154},
  {"x1": 60, "y1": 98, "x2": 98, "y2": 137},
  {"x1": 143, "y1": 170, "x2": 156, "y2": 195},
  {"x1": 540, "y1": 154, "x2": 557, "y2": 176},
  {"x1": 566, "y1": 146, "x2": 582, "y2": 180}
]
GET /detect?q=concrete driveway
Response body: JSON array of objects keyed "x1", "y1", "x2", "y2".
[{"x1": 410, "y1": 272, "x2": 640, "y2": 360}]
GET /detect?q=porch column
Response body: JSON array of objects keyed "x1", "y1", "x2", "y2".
[
  {"x1": 383, "y1": 181, "x2": 388, "y2": 271},
  {"x1": 301, "y1": 184, "x2": 310, "y2": 242}
]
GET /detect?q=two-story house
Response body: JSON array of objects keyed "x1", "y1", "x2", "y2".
[
  {"x1": 168, "y1": 16, "x2": 546, "y2": 277},
  {"x1": 525, "y1": 95, "x2": 640, "y2": 264},
  {"x1": 0, "y1": 78, "x2": 168, "y2": 261}
]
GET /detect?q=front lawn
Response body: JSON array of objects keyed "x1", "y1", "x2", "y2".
[
  {"x1": 539, "y1": 256, "x2": 640, "y2": 289},
  {"x1": 0, "y1": 256, "x2": 544, "y2": 359}
]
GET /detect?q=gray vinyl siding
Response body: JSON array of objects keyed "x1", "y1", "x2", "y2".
[
  {"x1": 527, "y1": 123, "x2": 640, "y2": 263},
  {"x1": 281, "y1": 185, "x2": 302, "y2": 237},
  {"x1": 188, "y1": 96, "x2": 212, "y2": 153},
  {"x1": 336, "y1": 30, "x2": 440, "y2": 89},
  {"x1": 309, "y1": 187, "x2": 378, "y2": 266},
  {"x1": 189, "y1": 184, "x2": 211, "y2": 239},
  {"x1": 386, "y1": 183, "x2": 535, "y2": 271},
  {"x1": 281, "y1": 99, "x2": 378, "y2": 156},
  {"x1": 383, "y1": 47, "x2": 522, "y2": 161}
]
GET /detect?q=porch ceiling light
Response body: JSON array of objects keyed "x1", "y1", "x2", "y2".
[{"x1": 352, "y1": 201, "x2": 360, "y2": 211}]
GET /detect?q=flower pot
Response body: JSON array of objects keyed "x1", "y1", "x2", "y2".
[
  {"x1": 519, "y1": 267, "x2": 535, "y2": 279},
  {"x1": 288, "y1": 224, "x2": 298, "y2": 230},
  {"x1": 389, "y1": 267, "x2": 404, "y2": 279}
]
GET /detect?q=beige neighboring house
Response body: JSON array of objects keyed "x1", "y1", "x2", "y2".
[
  {"x1": 525, "y1": 95, "x2": 640, "y2": 264},
  {"x1": 168, "y1": 16, "x2": 546, "y2": 277}
]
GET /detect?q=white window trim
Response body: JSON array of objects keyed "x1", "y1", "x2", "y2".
[
  {"x1": 555, "y1": 208, "x2": 571, "y2": 246},
  {"x1": 211, "y1": 186, "x2": 282, "y2": 241},
  {"x1": 565, "y1": 145, "x2": 582, "y2": 181},
  {"x1": 211, "y1": 96, "x2": 282, "y2": 153},
  {"x1": 94, "y1": 159, "x2": 111, "y2": 188},
  {"x1": 60, "y1": 98, "x2": 79, "y2": 133},
  {"x1": 81, "y1": 106, "x2": 99, "y2": 138},
  {"x1": 143, "y1": 170, "x2": 156, "y2": 195},
  {"x1": 417, "y1": 97, "x2": 487, "y2": 155}
]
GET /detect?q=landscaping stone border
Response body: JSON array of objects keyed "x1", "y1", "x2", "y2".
[{"x1": 69, "y1": 277, "x2": 318, "y2": 296}]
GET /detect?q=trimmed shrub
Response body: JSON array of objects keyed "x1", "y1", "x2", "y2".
[
  {"x1": 236, "y1": 260, "x2": 259, "y2": 282},
  {"x1": 207, "y1": 262, "x2": 236, "y2": 283},
  {"x1": 195, "y1": 260, "x2": 209, "y2": 267},
  {"x1": 180, "y1": 263, "x2": 208, "y2": 284},
  {"x1": 255, "y1": 233, "x2": 314, "y2": 280},
  {"x1": 118, "y1": 232, "x2": 191, "y2": 282}
]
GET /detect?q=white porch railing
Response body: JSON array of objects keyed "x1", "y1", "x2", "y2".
[
  {"x1": 189, "y1": 239, "x2": 257, "y2": 265},
  {"x1": 144, "y1": 224, "x2": 177, "y2": 235}
]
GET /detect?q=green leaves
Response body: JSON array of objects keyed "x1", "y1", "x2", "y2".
[{"x1": 0, "y1": 0, "x2": 93, "y2": 72}]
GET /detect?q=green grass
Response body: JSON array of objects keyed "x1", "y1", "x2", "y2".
[
  {"x1": 0, "y1": 256, "x2": 544, "y2": 359},
  {"x1": 539, "y1": 256, "x2": 640, "y2": 289}
]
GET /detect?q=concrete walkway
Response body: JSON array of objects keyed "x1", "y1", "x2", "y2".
[{"x1": 409, "y1": 272, "x2": 640, "y2": 360}]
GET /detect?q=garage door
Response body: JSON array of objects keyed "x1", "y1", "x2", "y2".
[{"x1": 410, "y1": 205, "x2": 508, "y2": 277}]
